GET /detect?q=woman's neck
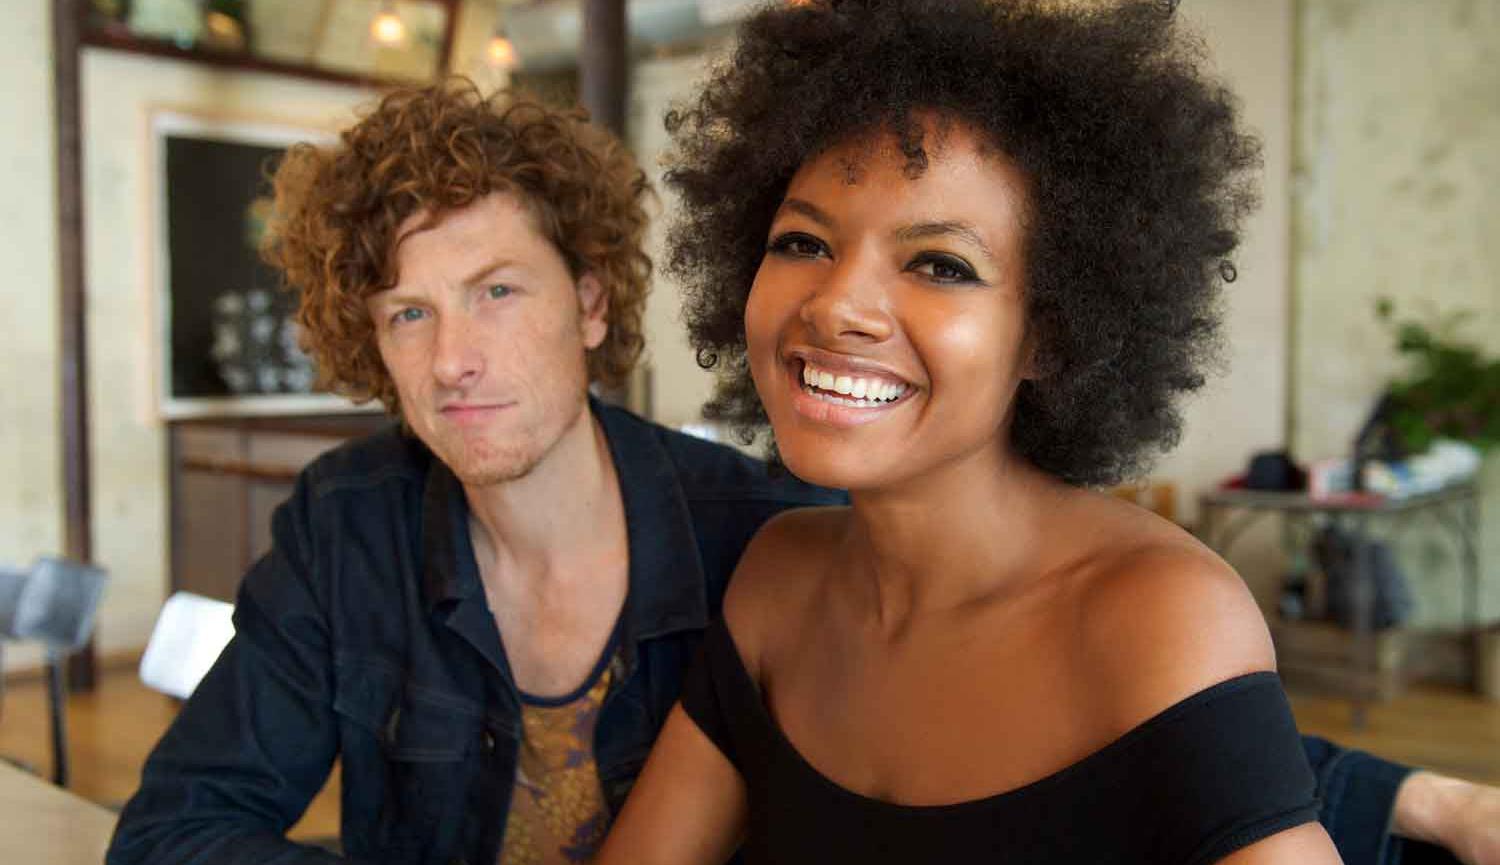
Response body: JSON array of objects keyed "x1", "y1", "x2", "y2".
[{"x1": 837, "y1": 444, "x2": 1075, "y2": 636}]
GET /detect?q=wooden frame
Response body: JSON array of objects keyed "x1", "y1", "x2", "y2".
[
  {"x1": 148, "y1": 109, "x2": 371, "y2": 419},
  {"x1": 83, "y1": 0, "x2": 461, "y2": 89}
]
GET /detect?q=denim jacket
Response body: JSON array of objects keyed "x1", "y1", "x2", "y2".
[
  {"x1": 108, "y1": 401, "x2": 1423, "y2": 865},
  {"x1": 108, "y1": 400, "x2": 843, "y2": 865}
]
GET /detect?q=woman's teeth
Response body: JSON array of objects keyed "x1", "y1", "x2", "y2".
[{"x1": 801, "y1": 362, "x2": 908, "y2": 407}]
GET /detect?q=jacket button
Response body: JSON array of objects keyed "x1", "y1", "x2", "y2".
[{"x1": 482, "y1": 730, "x2": 497, "y2": 754}]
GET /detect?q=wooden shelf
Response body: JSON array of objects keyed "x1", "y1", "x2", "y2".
[{"x1": 81, "y1": 0, "x2": 460, "y2": 90}]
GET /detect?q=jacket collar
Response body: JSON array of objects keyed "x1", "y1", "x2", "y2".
[{"x1": 419, "y1": 397, "x2": 710, "y2": 642}]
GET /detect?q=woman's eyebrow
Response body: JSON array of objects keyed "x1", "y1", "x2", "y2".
[
  {"x1": 895, "y1": 221, "x2": 995, "y2": 261},
  {"x1": 774, "y1": 197, "x2": 835, "y2": 228}
]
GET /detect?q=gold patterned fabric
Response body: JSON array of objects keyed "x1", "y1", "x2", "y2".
[{"x1": 497, "y1": 659, "x2": 615, "y2": 865}]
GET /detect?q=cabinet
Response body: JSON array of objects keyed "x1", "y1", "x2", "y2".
[{"x1": 168, "y1": 415, "x2": 388, "y2": 601}]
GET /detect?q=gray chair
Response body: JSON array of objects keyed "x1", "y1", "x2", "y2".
[{"x1": 0, "y1": 557, "x2": 108, "y2": 787}]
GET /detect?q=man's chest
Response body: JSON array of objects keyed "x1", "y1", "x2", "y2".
[{"x1": 484, "y1": 565, "x2": 629, "y2": 699}]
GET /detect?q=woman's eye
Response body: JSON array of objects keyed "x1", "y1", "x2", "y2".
[
  {"x1": 910, "y1": 253, "x2": 979, "y2": 284},
  {"x1": 390, "y1": 307, "x2": 426, "y2": 327},
  {"x1": 767, "y1": 232, "x2": 828, "y2": 259},
  {"x1": 487, "y1": 284, "x2": 513, "y2": 300}
]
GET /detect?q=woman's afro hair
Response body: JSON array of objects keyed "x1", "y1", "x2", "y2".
[{"x1": 664, "y1": 0, "x2": 1260, "y2": 487}]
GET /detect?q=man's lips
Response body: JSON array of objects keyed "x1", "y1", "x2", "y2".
[{"x1": 438, "y1": 402, "x2": 514, "y2": 423}]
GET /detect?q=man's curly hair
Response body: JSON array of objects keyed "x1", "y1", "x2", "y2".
[
  {"x1": 264, "y1": 79, "x2": 652, "y2": 413},
  {"x1": 665, "y1": 0, "x2": 1260, "y2": 487}
]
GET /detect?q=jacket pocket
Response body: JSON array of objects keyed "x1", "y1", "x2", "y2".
[{"x1": 333, "y1": 657, "x2": 484, "y2": 864}]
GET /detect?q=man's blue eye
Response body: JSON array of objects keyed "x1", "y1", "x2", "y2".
[
  {"x1": 393, "y1": 308, "x2": 425, "y2": 325},
  {"x1": 488, "y1": 284, "x2": 513, "y2": 299}
]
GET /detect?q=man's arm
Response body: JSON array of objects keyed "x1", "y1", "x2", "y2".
[
  {"x1": 1394, "y1": 771, "x2": 1500, "y2": 865},
  {"x1": 1304, "y1": 735, "x2": 1500, "y2": 865},
  {"x1": 107, "y1": 479, "x2": 347, "y2": 865}
]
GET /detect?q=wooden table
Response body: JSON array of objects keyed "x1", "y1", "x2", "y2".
[{"x1": 0, "y1": 760, "x2": 117, "y2": 862}]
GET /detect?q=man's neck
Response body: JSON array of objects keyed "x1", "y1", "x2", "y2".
[
  {"x1": 461, "y1": 401, "x2": 622, "y2": 590},
  {"x1": 460, "y1": 400, "x2": 630, "y2": 698}
]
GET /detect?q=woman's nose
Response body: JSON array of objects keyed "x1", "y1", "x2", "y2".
[{"x1": 799, "y1": 255, "x2": 894, "y2": 344}]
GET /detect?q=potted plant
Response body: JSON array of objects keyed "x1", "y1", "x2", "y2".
[{"x1": 1374, "y1": 298, "x2": 1500, "y2": 454}]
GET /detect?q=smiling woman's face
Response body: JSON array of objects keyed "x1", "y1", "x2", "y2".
[{"x1": 745, "y1": 120, "x2": 1035, "y2": 493}]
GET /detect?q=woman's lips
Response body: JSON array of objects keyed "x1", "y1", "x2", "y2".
[
  {"x1": 799, "y1": 358, "x2": 909, "y2": 403},
  {"x1": 785, "y1": 358, "x2": 911, "y2": 428}
]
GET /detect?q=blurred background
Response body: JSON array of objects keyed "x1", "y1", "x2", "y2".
[{"x1": 0, "y1": 0, "x2": 1495, "y2": 847}]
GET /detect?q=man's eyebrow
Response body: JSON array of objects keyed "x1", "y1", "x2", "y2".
[
  {"x1": 894, "y1": 221, "x2": 996, "y2": 261},
  {"x1": 374, "y1": 257, "x2": 519, "y2": 303},
  {"x1": 457, "y1": 256, "x2": 519, "y2": 287},
  {"x1": 774, "y1": 198, "x2": 836, "y2": 228}
]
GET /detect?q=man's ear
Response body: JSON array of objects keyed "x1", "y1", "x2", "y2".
[{"x1": 577, "y1": 273, "x2": 609, "y2": 350}]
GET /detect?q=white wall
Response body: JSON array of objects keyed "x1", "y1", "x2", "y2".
[
  {"x1": 1294, "y1": 0, "x2": 1500, "y2": 463},
  {"x1": 0, "y1": 3, "x2": 63, "y2": 671}
]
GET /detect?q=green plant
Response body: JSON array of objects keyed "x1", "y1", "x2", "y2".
[{"x1": 1375, "y1": 297, "x2": 1500, "y2": 452}]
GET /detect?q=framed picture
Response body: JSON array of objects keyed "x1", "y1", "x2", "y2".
[
  {"x1": 86, "y1": 0, "x2": 459, "y2": 88},
  {"x1": 150, "y1": 110, "x2": 368, "y2": 419}
]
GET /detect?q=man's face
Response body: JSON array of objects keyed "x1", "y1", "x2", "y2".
[{"x1": 368, "y1": 192, "x2": 608, "y2": 486}]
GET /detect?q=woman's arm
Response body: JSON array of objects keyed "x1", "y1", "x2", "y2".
[
  {"x1": 595, "y1": 509, "x2": 830, "y2": 864},
  {"x1": 592, "y1": 704, "x2": 747, "y2": 865},
  {"x1": 1218, "y1": 823, "x2": 1343, "y2": 864}
]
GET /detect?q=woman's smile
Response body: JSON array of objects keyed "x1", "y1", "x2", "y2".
[
  {"x1": 783, "y1": 347, "x2": 916, "y2": 427},
  {"x1": 745, "y1": 118, "x2": 1031, "y2": 491}
]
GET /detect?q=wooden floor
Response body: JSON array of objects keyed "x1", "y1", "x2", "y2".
[
  {"x1": 0, "y1": 666, "x2": 1497, "y2": 845},
  {"x1": 0, "y1": 665, "x2": 340, "y2": 840},
  {"x1": 1290, "y1": 686, "x2": 1500, "y2": 787}
]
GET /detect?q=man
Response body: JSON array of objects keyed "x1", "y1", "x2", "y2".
[{"x1": 108, "y1": 81, "x2": 1492, "y2": 865}]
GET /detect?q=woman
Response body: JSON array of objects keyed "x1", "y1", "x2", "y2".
[{"x1": 600, "y1": 0, "x2": 1337, "y2": 861}]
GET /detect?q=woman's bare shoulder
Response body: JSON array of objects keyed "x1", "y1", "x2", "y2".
[
  {"x1": 1068, "y1": 500, "x2": 1276, "y2": 734},
  {"x1": 720, "y1": 506, "x2": 850, "y2": 673}
]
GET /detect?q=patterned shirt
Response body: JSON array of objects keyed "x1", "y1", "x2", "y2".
[{"x1": 498, "y1": 655, "x2": 617, "y2": 865}]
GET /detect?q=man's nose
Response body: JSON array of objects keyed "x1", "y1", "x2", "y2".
[
  {"x1": 798, "y1": 254, "x2": 895, "y2": 344},
  {"x1": 430, "y1": 313, "x2": 484, "y2": 389}
]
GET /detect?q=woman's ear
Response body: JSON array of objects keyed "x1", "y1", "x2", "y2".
[{"x1": 577, "y1": 273, "x2": 609, "y2": 350}]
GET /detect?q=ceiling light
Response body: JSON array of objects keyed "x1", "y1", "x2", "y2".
[
  {"x1": 487, "y1": 29, "x2": 520, "y2": 70},
  {"x1": 371, "y1": 1, "x2": 408, "y2": 46}
]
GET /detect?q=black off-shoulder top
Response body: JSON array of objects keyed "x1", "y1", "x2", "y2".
[{"x1": 680, "y1": 616, "x2": 1319, "y2": 864}]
